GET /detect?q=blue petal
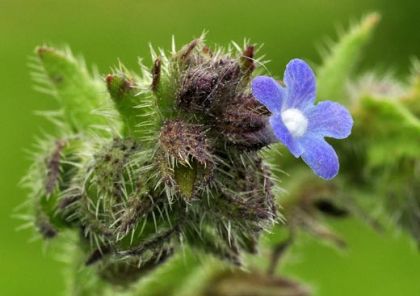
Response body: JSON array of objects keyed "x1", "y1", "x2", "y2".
[
  {"x1": 300, "y1": 136, "x2": 339, "y2": 180},
  {"x1": 269, "y1": 114, "x2": 304, "y2": 157},
  {"x1": 306, "y1": 101, "x2": 353, "y2": 139},
  {"x1": 251, "y1": 76, "x2": 286, "y2": 113},
  {"x1": 284, "y1": 59, "x2": 316, "y2": 110}
]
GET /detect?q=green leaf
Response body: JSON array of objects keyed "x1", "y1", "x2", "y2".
[
  {"x1": 35, "y1": 46, "x2": 114, "y2": 133},
  {"x1": 317, "y1": 13, "x2": 380, "y2": 103},
  {"x1": 358, "y1": 95, "x2": 420, "y2": 168}
]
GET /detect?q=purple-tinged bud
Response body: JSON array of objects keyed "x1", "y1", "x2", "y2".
[{"x1": 159, "y1": 119, "x2": 211, "y2": 165}]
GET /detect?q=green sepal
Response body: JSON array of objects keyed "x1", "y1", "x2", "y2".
[{"x1": 174, "y1": 162, "x2": 198, "y2": 199}]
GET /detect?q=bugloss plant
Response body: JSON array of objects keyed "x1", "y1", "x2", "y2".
[{"x1": 21, "y1": 12, "x2": 420, "y2": 296}]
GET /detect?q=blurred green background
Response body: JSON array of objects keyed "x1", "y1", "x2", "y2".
[{"x1": 1, "y1": 0, "x2": 419, "y2": 295}]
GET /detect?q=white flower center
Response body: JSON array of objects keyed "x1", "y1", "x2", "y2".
[{"x1": 281, "y1": 108, "x2": 308, "y2": 137}]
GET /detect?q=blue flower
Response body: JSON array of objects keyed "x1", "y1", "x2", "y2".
[{"x1": 251, "y1": 59, "x2": 353, "y2": 180}]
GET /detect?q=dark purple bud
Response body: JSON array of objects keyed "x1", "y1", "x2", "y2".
[{"x1": 215, "y1": 93, "x2": 276, "y2": 149}]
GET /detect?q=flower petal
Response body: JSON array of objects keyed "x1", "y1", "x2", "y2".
[
  {"x1": 306, "y1": 101, "x2": 353, "y2": 139},
  {"x1": 300, "y1": 136, "x2": 339, "y2": 180},
  {"x1": 269, "y1": 114, "x2": 304, "y2": 157},
  {"x1": 284, "y1": 59, "x2": 316, "y2": 110},
  {"x1": 251, "y1": 76, "x2": 286, "y2": 113}
]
